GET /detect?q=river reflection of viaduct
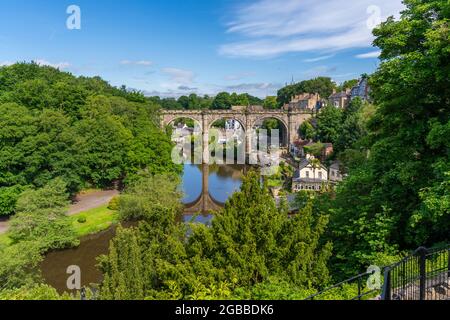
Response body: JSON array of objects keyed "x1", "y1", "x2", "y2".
[
  {"x1": 161, "y1": 109, "x2": 313, "y2": 164},
  {"x1": 184, "y1": 164, "x2": 247, "y2": 215}
]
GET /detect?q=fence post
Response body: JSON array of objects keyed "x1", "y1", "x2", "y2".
[
  {"x1": 381, "y1": 267, "x2": 391, "y2": 300},
  {"x1": 447, "y1": 248, "x2": 450, "y2": 278},
  {"x1": 418, "y1": 247, "x2": 427, "y2": 301},
  {"x1": 357, "y1": 277, "x2": 362, "y2": 301}
]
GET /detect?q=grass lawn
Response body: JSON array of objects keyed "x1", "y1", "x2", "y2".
[
  {"x1": 0, "y1": 205, "x2": 119, "y2": 249},
  {"x1": 0, "y1": 233, "x2": 12, "y2": 247},
  {"x1": 70, "y1": 205, "x2": 119, "y2": 237}
]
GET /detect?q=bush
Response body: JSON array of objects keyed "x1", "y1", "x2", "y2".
[
  {"x1": 77, "y1": 216, "x2": 87, "y2": 224},
  {"x1": 0, "y1": 185, "x2": 25, "y2": 216},
  {"x1": 119, "y1": 174, "x2": 182, "y2": 221},
  {"x1": 107, "y1": 196, "x2": 120, "y2": 211},
  {"x1": 0, "y1": 241, "x2": 43, "y2": 290},
  {"x1": 0, "y1": 284, "x2": 73, "y2": 300}
]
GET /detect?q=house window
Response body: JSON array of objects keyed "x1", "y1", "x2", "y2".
[
  {"x1": 306, "y1": 171, "x2": 310, "y2": 178},
  {"x1": 318, "y1": 172, "x2": 322, "y2": 179}
]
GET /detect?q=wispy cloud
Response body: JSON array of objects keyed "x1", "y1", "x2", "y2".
[
  {"x1": 303, "y1": 65, "x2": 338, "y2": 78},
  {"x1": 303, "y1": 55, "x2": 335, "y2": 63},
  {"x1": 178, "y1": 85, "x2": 198, "y2": 91},
  {"x1": 355, "y1": 50, "x2": 381, "y2": 59},
  {"x1": 224, "y1": 72, "x2": 256, "y2": 81},
  {"x1": 161, "y1": 67, "x2": 195, "y2": 85},
  {"x1": 220, "y1": 0, "x2": 404, "y2": 58},
  {"x1": 120, "y1": 60, "x2": 153, "y2": 66}
]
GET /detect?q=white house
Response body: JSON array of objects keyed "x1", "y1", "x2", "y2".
[{"x1": 292, "y1": 156, "x2": 328, "y2": 192}]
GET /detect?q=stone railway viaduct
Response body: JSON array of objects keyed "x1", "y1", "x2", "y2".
[{"x1": 161, "y1": 109, "x2": 313, "y2": 163}]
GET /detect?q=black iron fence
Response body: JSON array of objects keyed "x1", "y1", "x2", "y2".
[
  {"x1": 306, "y1": 245, "x2": 450, "y2": 301},
  {"x1": 305, "y1": 270, "x2": 382, "y2": 300},
  {"x1": 382, "y1": 246, "x2": 450, "y2": 300}
]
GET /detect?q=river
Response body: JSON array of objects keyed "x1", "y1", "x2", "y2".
[{"x1": 41, "y1": 163, "x2": 246, "y2": 293}]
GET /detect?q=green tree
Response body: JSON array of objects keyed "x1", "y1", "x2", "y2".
[
  {"x1": 299, "y1": 121, "x2": 315, "y2": 141},
  {"x1": 339, "y1": 79, "x2": 358, "y2": 92},
  {"x1": 277, "y1": 77, "x2": 337, "y2": 106},
  {"x1": 316, "y1": 105, "x2": 343, "y2": 144},
  {"x1": 99, "y1": 171, "x2": 332, "y2": 300},
  {"x1": 334, "y1": 98, "x2": 367, "y2": 153},
  {"x1": 211, "y1": 92, "x2": 232, "y2": 110},
  {"x1": 8, "y1": 178, "x2": 78, "y2": 251},
  {"x1": 330, "y1": 0, "x2": 450, "y2": 274},
  {"x1": 118, "y1": 174, "x2": 183, "y2": 221},
  {"x1": 263, "y1": 96, "x2": 278, "y2": 109},
  {"x1": 0, "y1": 241, "x2": 43, "y2": 290}
]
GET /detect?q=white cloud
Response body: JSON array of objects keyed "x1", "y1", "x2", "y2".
[
  {"x1": 161, "y1": 67, "x2": 195, "y2": 85},
  {"x1": 120, "y1": 60, "x2": 153, "y2": 66},
  {"x1": 220, "y1": 0, "x2": 404, "y2": 58},
  {"x1": 303, "y1": 55, "x2": 335, "y2": 63},
  {"x1": 355, "y1": 51, "x2": 381, "y2": 59},
  {"x1": 35, "y1": 59, "x2": 71, "y2": 69}
]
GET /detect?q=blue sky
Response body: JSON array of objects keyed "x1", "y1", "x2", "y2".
[{"x1": 0, "y1": 0, "x2": 404, "y2": 98}]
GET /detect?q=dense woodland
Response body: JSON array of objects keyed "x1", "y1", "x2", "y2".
[
  {"x1": 0, "y1": 64, "x2": 181, "y2": 216},
  {"x1": 0, "y1": 0, "x2": 448, "y2": 300}
]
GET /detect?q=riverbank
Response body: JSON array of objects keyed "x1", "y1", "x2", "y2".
[
  {"x1": 70, "y1": 205, "x2": 119, "y2": 237},
  {"x1": 0, "y1": 190, "x2": 120, "y2": 247}
]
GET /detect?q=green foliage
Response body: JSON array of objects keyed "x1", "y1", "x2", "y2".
[
  {"x1": 263, "y1": 96, "x2": 278, "y2": 109},
  {"x1": 334, "y1": 98, "x2": 368, "y2": 153},
  {"x1": 0, "y1": 185, "x2": 25, "y2": 216},
  {"x1": 70, "y1": 205, "x2": 118, "y2": 237},
  {"x1": 304, "y1": 143, "x2": 325, "y2": 158},
  {"x1": 118, "y1": 174, "x2": 183, "y2": 221},
  {"x1": 329, "y1": 0, "x2": 450, "y2": 275},
  {"x1": 0, "y1": 241, "x2": 43, "y2": 290},
  {"x1": 8, "y1": 178, "x2": 78, "y2": 251},
  {"x1": 0, "y1": 284, "x2": 73, "y2": 300},
  {"x1": 98, "y1": 226, "x2": 147, "y2": 300},
  {"x1": 299, "y1": 121, "x2": 315, "y2": 141},
  {"x1": 99, "y1": 171, "x2": 332, "y2": 300},
  {"x1": 339, "y1": 79, "x2": 358, "y2": 92},
  {"x1": 77, "y1": 216, "x2": 87, "y2": 224},
  {"x1": 0, "y1": 63, "x2": 180, "y2": 215},
  {"x1": 212, "y1": 92, "x2": 232, "y2": 110},
  {"x1": 277, "y1": 77, "x2": 337, "y2": 106},
  {"x1": 315, "y1": 105, "x2": 343, "y2": 144},
  {"x1": 108, "y1": 196, "x2": 120, "y2": 211},
  {"x1": 231, "y1": 277, "x2": 316, "y2": 300}
]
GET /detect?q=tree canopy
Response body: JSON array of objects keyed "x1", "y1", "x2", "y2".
[
  {"x1": 329, "y1": 0, "x2": 450, "y2": 274},
  {"x1": 99, "y1": 172, "x2": 332, "y2": 300},
  {"x1": 0, "y1": 62, "x2": 181, "y2": 216}
]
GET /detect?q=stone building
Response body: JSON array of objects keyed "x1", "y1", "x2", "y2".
[
  {"x1": 351, "y1": 77, "x2": 371, "y2": 101},
  {"x1": 329, "y1": 89, "x2": 351, "y2": 109},
  {"x1": 284, "y1": 93, "x2": 322, "y2": 111},
  {"x1": 329, "y1": 161, "x2": 344, "y2": 184}
]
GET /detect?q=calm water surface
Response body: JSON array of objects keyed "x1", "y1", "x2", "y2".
[{"x1": 41, "y1": 164, "x2": 245, "y2": 293}]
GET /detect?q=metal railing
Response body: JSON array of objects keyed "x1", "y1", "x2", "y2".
[
  {"x1": 306, "y1": 244, "x2": 450, "y2": 301},
  {"x1": 305, "y1": 270, "x2": 381, "y2": 300},
  {"x1": 382, "y1": 245, "x2": 450, "y2": 300}
]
